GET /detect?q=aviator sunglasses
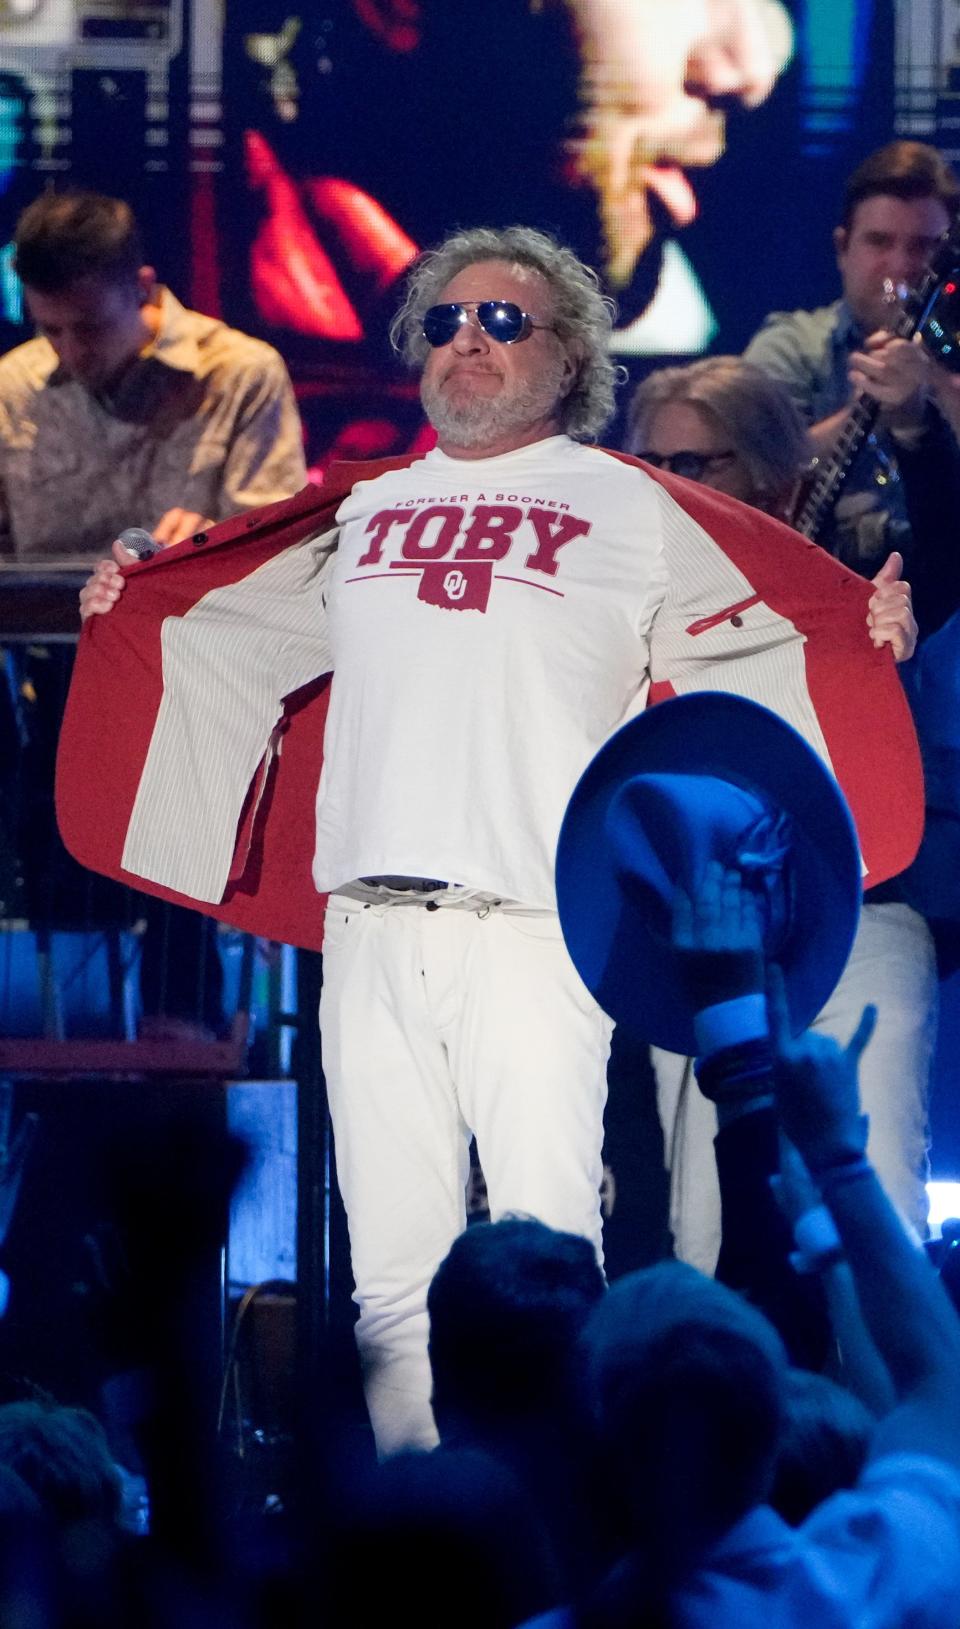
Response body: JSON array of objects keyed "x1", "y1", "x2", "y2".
[{"x1": 421, "y1": 299, "x2": 556, "y2": 348}]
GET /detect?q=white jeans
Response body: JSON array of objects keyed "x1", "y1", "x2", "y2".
[
  {"x1": 655, "y1": 901, "x2": 938, "y2": 1273},
  {"x1": 318, "y1": 893, "x2": 612, "y2": 1455}
]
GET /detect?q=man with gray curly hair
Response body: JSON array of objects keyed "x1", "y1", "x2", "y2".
[
  {"x1": 73, "y1": 225, "x2": 920, "y2": 1459},
  {"x1": 389, "y1": 225, "x2": 619, "y2": 446}
]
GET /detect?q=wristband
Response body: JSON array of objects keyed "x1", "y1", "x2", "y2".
[
  {"x1": 790, "y1": 1243, "x2": 846, "y2": 1275},
  {"x1": 694, "y1": 994, "x2": 768, "y2": 1056},
  {"x1": 695, "y1": 1037, "x2": 773, "y2": 1105},
  {"x1": 805, "y1": 1113, "x2": 870, "y2": 1177},
  {"x1": 814, "y1": 1154, "x2": 874, "y2": 1188}
]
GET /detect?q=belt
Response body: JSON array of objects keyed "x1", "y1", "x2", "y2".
[{"x1": 359, "y1": 875, "x2": 450, "y2": 893}]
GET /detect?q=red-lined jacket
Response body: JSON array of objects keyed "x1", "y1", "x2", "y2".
[{"x1": 55, "y1": 451, "x2": 924, "y2": 950}]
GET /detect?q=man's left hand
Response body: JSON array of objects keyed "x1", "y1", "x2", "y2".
[
  {"x1": 848, "y1": 331, "x2": 929, "y2": 421},
  {"x1": 867, "y1": 551, "x2": 917, "y2": 663}
]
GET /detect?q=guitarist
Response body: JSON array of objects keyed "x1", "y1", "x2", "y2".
[{"x1": 745, "y1": 141, "x2": 960, "y2": 637}]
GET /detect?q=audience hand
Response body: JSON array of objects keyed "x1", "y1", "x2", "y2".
[
  {"x1": 766, "y1": 964, "x2": 873, "y2": 1170},
  {"x1": 671, "y1": 860, "x2": 765, "y2": 1010},
  {"x1": 867, "y1": 551, "x2": 917, "y2": 662},
  {"x1": 769, "y1": 1130, "x2": 822, "y2": 1228}
]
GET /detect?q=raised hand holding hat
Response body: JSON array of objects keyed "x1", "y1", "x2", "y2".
[{"x1": 555, "y1": 692, "x2": 862, "y2": 1055}]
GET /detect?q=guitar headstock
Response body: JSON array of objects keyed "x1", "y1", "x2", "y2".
[
  {"x1": 909, "y1": 210, "x2": 960, "y2": 371},
  {"x1": 932, "y1": 211, "x2": 960, "y2": 275}
]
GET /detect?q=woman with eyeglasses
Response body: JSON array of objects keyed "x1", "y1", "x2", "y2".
[
  {"x1": 628, "y1": 354, "x2": 960, "y2": 644},
  {"x1": 628, "y1": 354, "x2": 926, "y2": 662},
  {"x1": 627, "y1": 355, "x2": 809, "y2": 518},
  {"x1": 622, "y1": 354, "x2": 937, "y2": 1283}
]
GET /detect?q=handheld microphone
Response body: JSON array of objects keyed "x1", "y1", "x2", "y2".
[{"x1": 115, "y1": 526, "x2": 161, "y2": 561}]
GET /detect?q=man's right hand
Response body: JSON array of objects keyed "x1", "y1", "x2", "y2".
[
  {"x1": 78, "y1": 540, "x2": 133, "y2": 620},
  {"x1": 79, "y1": 511, "x2": 212, "y2": 618}
]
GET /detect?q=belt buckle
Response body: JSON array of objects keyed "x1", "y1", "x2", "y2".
[{"x1": 360, "y1": 875, "x2": 449, "y2": 893}]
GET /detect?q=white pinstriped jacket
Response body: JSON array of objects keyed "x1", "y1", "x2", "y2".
[{"x1": 56, "y1": 450, "x2": 924, "y2": 950}]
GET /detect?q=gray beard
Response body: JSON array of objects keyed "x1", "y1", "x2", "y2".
[{"x1": 420, "y1": 361, "x2": 567, "y2": 451}]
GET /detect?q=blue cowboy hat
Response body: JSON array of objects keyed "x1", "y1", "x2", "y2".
[{"x1": 555, "y1": 692, "x2": 862, "y2": 1054}]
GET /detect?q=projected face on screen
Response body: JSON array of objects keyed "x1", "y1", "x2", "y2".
[
  {"x1": 237, "y1": 0, "x2": 794, "y2": 366},
  {"x1": 561, "y1": 0, "x2": 794, "y2": 349},
  {"x1": 564, "y1": 0, "x2": 794, "y2": 286}
]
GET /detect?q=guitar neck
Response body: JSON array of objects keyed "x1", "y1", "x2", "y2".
[{"x1": 794, "y1": 394, "x2": 880, "y2": 540}]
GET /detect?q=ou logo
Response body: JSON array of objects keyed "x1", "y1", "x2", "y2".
[{"x1": 443, "y1": 569, "x2": 468, "y2": 601}]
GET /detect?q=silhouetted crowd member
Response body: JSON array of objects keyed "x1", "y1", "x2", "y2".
[
  {"x1": 0, "y1": 1462, "x2": 39, "y2": 1521},
  {"x1": 0, "y1": 1400, "x2": 121, "y2": 1532},
  {"x1": 769, "y1": 1369, "x2": 873, "y2": 1528},
  {"x1": 428, "y1": 1217, "x2": 604, "y2": 1444},
  {"x1": 522, "y1": 883, "x2": 960, "y2": 1627},
  {"x1": 428, "y1": 1217, "x2": 611, "y2": 1596},
  {"x1": 517, "y1": 688, "x2": 959, "y2": 1623},
  {"x1": 322, "y1": 1446, "x2": 558, "y2": 1628}
]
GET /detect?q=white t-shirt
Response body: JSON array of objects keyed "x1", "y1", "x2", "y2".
[{"x1": 313, "y1": 436, "x2": 670, "y2": 906}]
